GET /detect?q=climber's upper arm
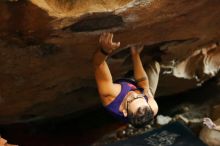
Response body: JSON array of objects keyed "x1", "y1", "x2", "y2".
[{"x1": 94, "y1": 61, "x2": 120, "y2": 100}]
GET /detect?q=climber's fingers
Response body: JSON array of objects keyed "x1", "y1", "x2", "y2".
[
  {"x1": 99, "y1": 32, "x2": 120, "y2": 53},
  {"x1": 136, "y1": 45, "x2": 144, "y2": 53},
  {"x1": 109, "y1": 33, "x2": 113, "y2": 44},
  {"x1": 131, "y1": 45, "x2": 144, "y2": 54},
  {"x1": 103, "y1": 32, "x2": 109, "y2": 45},
  {"x1": 105, "y1": 32, "x2": 120, "y2": 50},
  {"x1": 106, "y1": 32, "x2": 112, "y2": 45},
  {"x1": 99, "y1": 32, "x2": 105, "y2": 44},
  {"x1": 112, "y1": 42, "x2": 120, "y2": 50}
]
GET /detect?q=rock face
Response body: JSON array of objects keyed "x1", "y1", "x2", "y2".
[
  {"x1": 0, "y1": 0, "x2": 220, "y2": 123},
  {"x1": 31, "y1": 0, "x2": 134, "y2": 19},
  {"x1": 211, "y1": 104, "x2": 220, "y2": 121}
]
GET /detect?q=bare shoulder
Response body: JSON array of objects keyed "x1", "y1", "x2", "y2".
[{"x1": 101, "y1": 83, "x2": 122, "y2": 106}]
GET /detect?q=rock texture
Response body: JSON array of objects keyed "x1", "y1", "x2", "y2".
[{"x1": 0, "y1": 0, "x2": 220, "y2": 123}]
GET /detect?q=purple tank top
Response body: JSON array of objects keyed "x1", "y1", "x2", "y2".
[{"x1": 105, "y1": 80, "x2": 146, "y2": 122}]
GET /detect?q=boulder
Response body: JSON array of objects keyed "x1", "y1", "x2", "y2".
[
  {"x1": 0, "y1": 0, "x2": 220, "y2": 123},
  {"x1": 211, "y1": 104, "x2": 220, "y2": 121},
  {"x1": 156, "y1": 115, "x2": 172, "y2": 126}
]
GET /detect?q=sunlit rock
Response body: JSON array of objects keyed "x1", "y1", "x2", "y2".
[{"x1": 0, "y1": 0, "x2": 220, "y2": 123}]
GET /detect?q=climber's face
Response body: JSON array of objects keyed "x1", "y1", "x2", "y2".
[
  {"x1": 122, "y1": 91, "x2": 149, "y2": 117},
  {"x1": 121, "y1": 91, "x2": 154, "y2": 128}
]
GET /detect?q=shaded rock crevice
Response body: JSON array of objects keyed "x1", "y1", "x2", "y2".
[{"x1": 65, "y1": 13, "x2": 124, "y2": 32}]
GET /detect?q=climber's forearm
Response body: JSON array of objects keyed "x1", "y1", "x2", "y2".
[
  {"x1": 132, "y1": 52, "x2": 150, "y2": 89},
  {"x1": 93, "y1": 49, "x2": 113, "y2": 85},
  {"x1": 93, "y1": 49, "x2": 116, "y2": 98},
  {"x1": 132, "y1": 53, "x2": 148, "y2": 81},
  {"x1": 93, "y1": 49, "x2": 108, "y2": 67}
]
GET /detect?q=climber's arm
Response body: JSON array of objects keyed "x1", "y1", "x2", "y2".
[
  {"x1": 131, "y1": 46, "x2": 153, "y2": 98},
  {"x1": 93, "y1": 51, "x2": 118, "y2": 99},
  {"x1": 93, "y1": 33, "x2": 121, "y2": 103}
]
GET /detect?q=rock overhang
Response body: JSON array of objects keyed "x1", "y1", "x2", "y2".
[{"x1": 0, "y1": 0, "x2": 220, "y2": 123}]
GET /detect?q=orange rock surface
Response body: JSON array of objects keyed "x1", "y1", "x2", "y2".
[{"x1": 0, "y1": 0, "x2": 220, "y2": 123}]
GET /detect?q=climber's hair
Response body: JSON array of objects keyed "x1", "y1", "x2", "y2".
[{"x1": 127, "y1": 106, "x2": 154, "y2": 128}]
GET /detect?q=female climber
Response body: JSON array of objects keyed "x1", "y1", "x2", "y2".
[{"x1": 93, "y1": 32, "x2": 160, "y2": 128}]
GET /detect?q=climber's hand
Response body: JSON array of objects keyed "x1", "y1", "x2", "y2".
[
  {"x1": 203, "y1": 117, "x2": 216, "y2": 129},
  {"x1": 99, "y1": 32, "x2": 120, "y2": 54},
  {"x1": 131, "y1": 45, "x2": 144, "y2": 55}
]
